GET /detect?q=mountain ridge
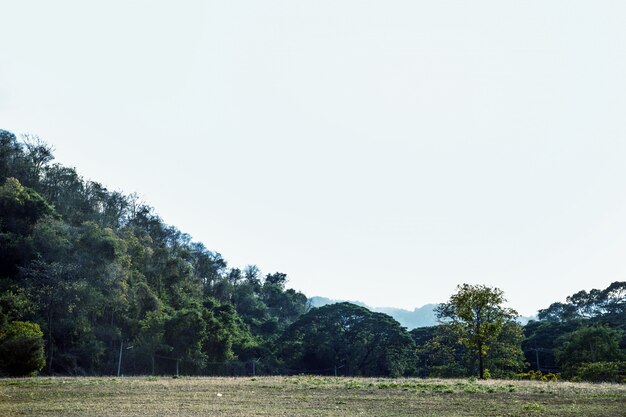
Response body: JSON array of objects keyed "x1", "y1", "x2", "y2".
[
  {"x1": 308, "y1": 296, "x2": 439, "y2": 329},
  {"x1": 308, "y1": 296, "x2": 537, "y2": 329}
]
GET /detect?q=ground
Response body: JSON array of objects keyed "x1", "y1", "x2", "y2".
[{"x1": 1, "y1": 376, "x2": 625, "y2": 416}]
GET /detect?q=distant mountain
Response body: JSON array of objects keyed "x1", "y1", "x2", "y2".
[
  {"x1": 308, "y1": 296, "x2": 439, "y2": 329},
  {"x1": 308, "y1": 296, "x2": 537, "y2": 329}
]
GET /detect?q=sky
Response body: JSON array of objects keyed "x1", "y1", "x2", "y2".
[{"x1": 2, "y1": 1, "x2": 626, "y2": 316}]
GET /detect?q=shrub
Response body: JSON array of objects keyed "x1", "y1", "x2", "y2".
[
  {"x1": 576, "y1": 361, "x2": 626, "y2": 383},
  {"x1": 515, "y1": 370, "x2": 560, "y2": 381},
  {"x1": 0, "y1": 321, "x2": 46, "y2": 376},
  {"x1": 542, "y1": 372, "x2": 560, "y2": 382}
]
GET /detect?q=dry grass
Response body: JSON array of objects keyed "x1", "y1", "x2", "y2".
[{"x1": 1, "y1": 376, "x2": 625, "y2": 416}]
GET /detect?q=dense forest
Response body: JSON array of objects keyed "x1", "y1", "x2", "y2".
[{"x1": 1, "y1": 129, "x2": 625, "y2": 382}]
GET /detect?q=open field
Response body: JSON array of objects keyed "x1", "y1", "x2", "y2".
[{"x1": 1, "y1": 376, "x2": 625, "y2": 417}]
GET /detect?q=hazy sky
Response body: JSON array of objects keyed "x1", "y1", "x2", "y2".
[{"x1": 2, "y1": 1, "x2": 626, "y2": 316}]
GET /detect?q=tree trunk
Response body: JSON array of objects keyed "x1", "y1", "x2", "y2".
[
  {"x1": 47, "y1": 305, "x2": 54, "y2": 372},
  {"x1": 478, "y1": 340, "x2": 484, "y2": 379}
]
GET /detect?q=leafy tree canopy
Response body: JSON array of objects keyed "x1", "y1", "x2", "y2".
[
  {"x1": 279, "y1": 302, "x2": 416, "y2": 377},
  {"x1": 436, "y1": 284, "x2": 518, "y2": 379},
  {"x1": 555, "y1": 325, "x2": 624, "y2": 377}
]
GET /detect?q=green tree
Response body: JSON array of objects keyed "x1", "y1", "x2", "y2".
[
  {"x1": 436, "y1": 284, "x2": 518, "y2": 379},
  {"x1": 414, "y1": 324, "x2": 467, "y2": 378},
  {"x1": 537, "y1": 281, "x2": 626, "y2": 324},
  {"x1": 484, "y1": 320, "x2": 526, "y2": 378},
  {"x1": 555, "y1": 325, "x2": 624, "y2": 378},
  {"x1": 0, "y1": 177, "x2": 58, "y2": 280},
  {"x1": 0, "y1": 321, "x2": 46, "y2": 376},
  {"x1": 414, "y1": 321, "x2": 524, "y2": 378},
  {"x1": 522, "y1": 319, "x2": 582, "y2": 372},
  {"x1": 279, "y1": 303, "x2": 416, "y2": 377}
]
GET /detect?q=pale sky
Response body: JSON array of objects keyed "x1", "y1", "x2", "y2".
[{"x1": 2, "y1": 1, "x2": 626, "y2": 316}]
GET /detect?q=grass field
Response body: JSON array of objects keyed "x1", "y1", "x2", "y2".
[{"x1": 1, "y1": 376, "x2": 625, "y2": 416}]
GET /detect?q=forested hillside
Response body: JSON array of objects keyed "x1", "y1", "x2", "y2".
[
  {"x1": 1, "y1": 129, "x2": 625, "y2": 382},
  {"x1": 0, "y1": 129, "x2": 307, "y2": 376}
]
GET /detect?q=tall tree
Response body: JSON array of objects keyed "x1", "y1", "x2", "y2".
[
  {"x1": 436, "y1": 284, "x2": 519, "y2": 379},
  {"x1": 279, "y1": 303, "x2": 416, "y2": 377}
]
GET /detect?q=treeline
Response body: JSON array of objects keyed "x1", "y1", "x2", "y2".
[
  {"x1": 0, "y1": 130, "x2": 306, "y2": 376},
  {"x1": 413, "y1": 282, "x2": 626, "y2": 382},
  {"x1": 523, "y1": 282, "x2": 626, "y2": 381},
  {"x1": 0, "y1": 130, "x2": 625, "y2": 382}
]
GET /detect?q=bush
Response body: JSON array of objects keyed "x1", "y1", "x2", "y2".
[
  {"x1": 576, "y1": 361, "x2": 626, "y2": 383},
  {"x1": 515, "y1": 370, "x2": 559, "y2": 382},
  {"x1": 543, "y1": 373, "x2": 559, "y2": 382},
  {"x1": 0, "y1": 321, "x2": 46, "y2": 376}
]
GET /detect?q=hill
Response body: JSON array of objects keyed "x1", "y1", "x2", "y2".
[
  {"x1": 309, "y1": 296, "x2": 438, "y2": 329},
  {"x1": 309, "y1": 296, "x2": 537, "y2": 329}
]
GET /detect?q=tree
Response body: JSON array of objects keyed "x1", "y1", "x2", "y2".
[
  {"x1": 537, "y1": 281, "x2": 626, "y2": 324},
  {"x1": 522, "y1": 319, "x2": 581, "y2": 372},
  {"x1": 555, "y1": 325, "x2": 624, "y2": 377},
  {"x1": 414, "y1": 324, "x2": 467, "y2": 378},
  {"x1": 436, "y1": 284, "x2": 518, "y2": 379},
  {"x1": 414, "y1": 320, "x2": 525, "y2": 378},
  {"x1": 279, "y1": 303, "x2": 416, "y2": 377},
  {"x1": 484, "y1": 320, "x2": 526, "y2": 378},
  {"x1": 0, "y1": 177, "x2": 59, "y2": 280}
]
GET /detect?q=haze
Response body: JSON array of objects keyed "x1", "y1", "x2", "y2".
[{"x1": 2, "y1": 1, "x2": 626, "y2": 316}]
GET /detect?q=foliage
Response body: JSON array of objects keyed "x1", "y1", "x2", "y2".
[
  {"x1": 483, "y1": 320, "x2": 526, "y2": 378},
  {"x1": 575, "y1": 361, "x2": 626, "y2": 383},
  {"x1": 436, "y1": 284, "x2": 519, "y2": 379},
  {"x1": 538, "y1": 282, "x2": 626, "y2": 324},
  {"x1": 0, "y1": 321, "x2": 46, "y2": 376},
  {"x1": 414, "y1": 320, "x2": 525, "y2": 378},
  {"x1": 0, "y1": 130, "x2": 307, "y2": 375},
  {"x1": 2, "y1": 129, "x2": 626, "y2": 379},
  {"x1": 515, "y1": 370, "x2": 559, "y2": 381},
  {"x1": 279, "y1": 303, "x2": 416, "y2": 376},
  {"x1": 414, "y1": 324, "x2": 467, "y2": 377},
  {"x1": 524, "y1": 281, "x2": 626, "y2": 377},
  {"x1": 522, "y1": 318, "x2": 581, "y2": 373},
  {"x1": 555, "y1": 325, "x2": 624, "y2": 378}
]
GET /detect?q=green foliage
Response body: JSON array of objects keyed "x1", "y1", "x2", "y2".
[
  {"x1": 436, "y1": 284, "x2": 519, "y2": 379},
  {"x1": 0, "y1": 321, "x2": 45, "y2": 376},
  {"x1": 414, "y1": 324, "x2": 467, "y2": 377},
  {"x1": 279, "y1": 303, "x2": 416, "y2": 377},
  {"x1": 2, "y1": 129, "x2": 625, "y2": 379},
  {"x1": 575, "y1": 361, "x2": 626, "y2": 383},
  {"x1": 555, "y1": 325, "x2": 624, "y2": 377},
  {"x1": 522, "y1": 318, "x2": 582, "y2": 373},
  {"x1": 515, "y1": 370, "x2": 560, "y2": 381},
  {"x1": 484, "y1": 321, "x2": 526, "y2": 378},
  {"x1": 0, "y1": 177, "x2": 57, "y2": 235},
  {"x1": 0, "y1": 130, "x2": 308, "y2": 375},
  {"x1": 415, "y1": 320, "x2": 525, "y2": 379},
  {"x1": 538, "y1": 281, "x2": 626, "y2": 324},
  {"x1": 0, "y1": 177, "x2": 58, "y2": 280}
]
